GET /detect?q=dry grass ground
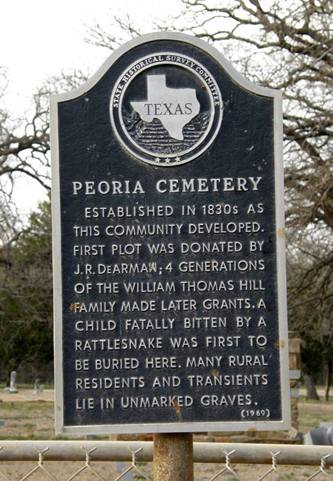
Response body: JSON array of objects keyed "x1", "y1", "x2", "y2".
[
  {"x1": 0, "y1": 396, "x2": 331, "y2": 480},
  {"x1": 298, "y1": 398, "x2": 333, "y2": 433},
  {"x1": 0, "y1": 395, "x2": 331, "y2": 439},
  {"x1": 0, "y1": 401, "x2": 54, "y2": 440}
]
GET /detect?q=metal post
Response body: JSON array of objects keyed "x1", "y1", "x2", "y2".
[{"x1": 153, "y1": 433, "x2": 193, "y2": 481}]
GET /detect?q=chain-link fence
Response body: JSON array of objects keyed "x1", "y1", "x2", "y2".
[{"x1": 0, "y1": 441, "x2": 332, "y2": 481}]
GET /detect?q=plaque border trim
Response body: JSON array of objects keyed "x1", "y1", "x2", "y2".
[{"x1": 51, "y1": 31, "x2": 291, "y2": 435}]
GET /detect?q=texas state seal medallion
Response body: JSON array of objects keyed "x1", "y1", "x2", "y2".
[{"x1": 110, "y1": 53, "x2": 223, "y2": 166}]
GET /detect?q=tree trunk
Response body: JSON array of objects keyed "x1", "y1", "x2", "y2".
[
  {"x1": 304, "y1": 374, "x2": 319, "y2": 400},
  {"x1": 325, "y1": 361, "x2": 332, "y2": 401}
]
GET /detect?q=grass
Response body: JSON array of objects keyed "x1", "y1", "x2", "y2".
[
  {"x1": 0, "y1": 401, "x2": 54, "y2": 439},
  {"x1": 0, "y1": 396, "x2": 331, "y2": 440},
  {"x1": 0, "y1": 397, "x2": 330, "y2": 481},
  {"x1": 298, "y1": 396, "x2": 333, "y2": 433},
  {"x1": 0, "y1": 401, "x2": 111, "y2": 440},
  {"x1": 0, "y1": 383, "x2": 54, "y2": 389}
]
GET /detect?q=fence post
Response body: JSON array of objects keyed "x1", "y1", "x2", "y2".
[{"x1": 153, "y1": 433, "x2": 193, "y2": 481}]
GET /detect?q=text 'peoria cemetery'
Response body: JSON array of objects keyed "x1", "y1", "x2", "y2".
[{"x1": 51, "y1": 33, "x2": 290, "y2": 434}]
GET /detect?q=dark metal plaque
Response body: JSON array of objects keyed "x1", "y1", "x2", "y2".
[{"x1": 51, "y1": 33, "x2": 290, "y2": 434}]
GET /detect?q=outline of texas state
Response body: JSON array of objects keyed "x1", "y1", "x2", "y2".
[{"x1": 130, "y1": 75, "x2": 200, "y2": 140}]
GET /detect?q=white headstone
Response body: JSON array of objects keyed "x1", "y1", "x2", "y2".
[
  {"x1": 33, "y1": 378, "x2": 43, "y2": 395},
  {"x1": 9, "y1": 371, "x2": 18, "y2": 393}
]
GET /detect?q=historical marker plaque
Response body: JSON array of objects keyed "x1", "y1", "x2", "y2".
[{"x1": 51, "y1": 33, "x2": 290, "y2": 434}]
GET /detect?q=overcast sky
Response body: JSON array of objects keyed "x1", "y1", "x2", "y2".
[
  {"x1": 1, "y1": 0, "x2": 184, "y2": 214},
  {"x1": 2, "y1": 0, "x2": 184, "y2": 111}
]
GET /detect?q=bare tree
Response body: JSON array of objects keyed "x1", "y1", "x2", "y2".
[
  {"x1": 85, "y1": 0, "x2": 333, "y2": 396},
  {"x1": 176, "y1": 0, "x2": 333, "y2": 234},
  {"x1": 176, "y1": 0, "x2": 333, "y2": 397},
  {"x1": 87, "y1": 1, "x2": 333, "y2": 232},
  {"x1": 0, "y1": 67, "x2": 89, "y2": 202},
  {"x1": 287, "y1": 228, "x2": 333, "y2": 398},
  {"x1": 0, "y1": 71, "x2": 50, "y2": 193}
]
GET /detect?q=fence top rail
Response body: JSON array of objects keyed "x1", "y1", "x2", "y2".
[{"x1": 0, "y1": 441, "x2": 331, "y2": 466}]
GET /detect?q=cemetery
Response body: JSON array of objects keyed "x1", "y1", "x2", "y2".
[{"x1": 0, "y1": 1, "x2": 332, "y2": 480}]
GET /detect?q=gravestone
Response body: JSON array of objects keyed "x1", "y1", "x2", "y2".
[
  {"x1": 51, "y1": 32, "x2": 290, "y2": 435},
  {"x1": 33, "y1": 378, "x2": 42, "y2": 395},
  {"x1": 9, "y1": 371, "x2": 18, "y2": 393},
  {"x1": 304, "y1": 424, "x2": 333, "y2": 445}
]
